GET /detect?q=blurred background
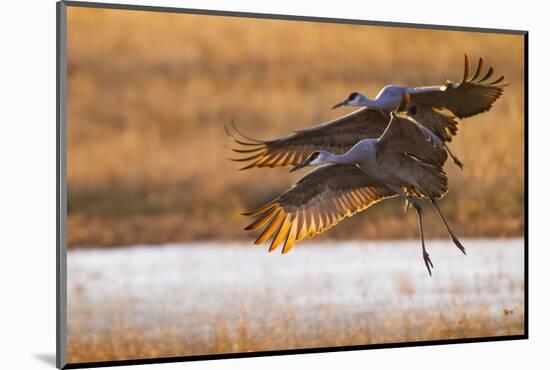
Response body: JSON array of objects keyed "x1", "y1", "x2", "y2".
[
  {"x1": 67, "y1": 8, "x2": 524, "y2": 248},
  {"x1": 66, "y1": 6, "x2": 525, "y2": 364}
]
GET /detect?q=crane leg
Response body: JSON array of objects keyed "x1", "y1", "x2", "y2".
[
  {"x1": 409, "y1": 199, "x2": 434, "y2": 276},
  {"x1": 444, "y1": 143, "x2": 464, "y2": 169},
  {"x1": 411, "y1": 200, "x2": 433, "y2": 276},
  {"x1": 388, "y1": 185, "x2": 433, "y2": 276},
  {"x1": 430, "y1": 198, "x2": 466, "y2": 255}
]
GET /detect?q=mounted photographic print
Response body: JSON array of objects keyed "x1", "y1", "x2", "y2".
[{"x1": 56, "y1": 1, "x2": 528, "y2": 368}]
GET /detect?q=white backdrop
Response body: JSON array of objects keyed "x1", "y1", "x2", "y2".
[{"x1": 0, "y1": 0, "x2": 545, "y2": 369}]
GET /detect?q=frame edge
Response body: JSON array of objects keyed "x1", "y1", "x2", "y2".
[{"x1": 56, "y1": 1, "x2": 68, "y2": 368}]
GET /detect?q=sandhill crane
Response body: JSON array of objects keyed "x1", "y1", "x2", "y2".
[
  {"x1": 331, "y1": 55, "x2": 506, "y2": 167},
  {"x1": 228, "y1": 55, "x2": 505, "y2": 169},
  {"x1": 242, "y1": 96, "x2": 464, "y2": 276}
]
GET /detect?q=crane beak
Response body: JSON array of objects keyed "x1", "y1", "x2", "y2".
[
  {"x1": 289, "y1": 160, "x2": 311, "y2": 173},
  {"x1": 331, "y1": 99, "x2": 349, "y2": 109}
]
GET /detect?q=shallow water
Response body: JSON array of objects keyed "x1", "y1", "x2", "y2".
[{"x1": 67, "y1": 239, "x2": 525, "y2": 359}]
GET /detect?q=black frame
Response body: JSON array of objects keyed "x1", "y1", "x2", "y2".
[{"x1": 56, "y1": 1, "x2": 529, "y2": 368}]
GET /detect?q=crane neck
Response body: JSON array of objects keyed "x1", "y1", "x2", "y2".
[
  {"x1": 325, "y1": 151, "x2": 358, "y2": 166},
  {"x1": 357, "y1": 95, "x2": 378, "y2": 107}
]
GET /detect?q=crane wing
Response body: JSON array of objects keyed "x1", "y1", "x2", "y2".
[
  {"x1": 377, "y1": 113, "x2": 448, "y2": 167},
  {"x1": 409, "y1": 54, "x2": 506, "y2": 119},
  {"x1": 409, "y1": 105, "x2": 458, "y2": 142},
  {"x1": 243, "y1": 164, "x2": 397, "y2": 253},
  {"x1": 227, "y1": 108, "x2": 389, "y2": 170}
]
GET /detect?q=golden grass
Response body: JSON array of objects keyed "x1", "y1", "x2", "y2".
[
  {"x1": 67, "y1": 276, "x2": 524, "y2": 364},
  {"x1": 66, "y1": 8, "x2": 525, "y2": 247},
  {"x1": 68, "y1": 305, "x2": 524, "y2": 364}
]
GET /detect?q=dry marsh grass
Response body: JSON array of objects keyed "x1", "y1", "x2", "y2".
[
  {"x1": 67, "y1": 301, "x2": 524, "y2": 363},
  {"x1": 67, "y1": 8, "x2": 525, "y2": 247},
  {"x1": 66, "y1": 241, "x2": 525, "y2": 364}
]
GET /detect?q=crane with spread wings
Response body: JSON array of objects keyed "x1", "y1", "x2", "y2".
[
  {"x1": 240, "y1": 96, "x2": 464, "y2": 275},
  {"x1": 228, "y1": 55, "x2": 505, "y2": 169}
]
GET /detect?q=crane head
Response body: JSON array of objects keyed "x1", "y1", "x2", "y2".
[
  {"x1": 290, "y1": 151, "x2": 331, "y2": 172},
  {"x1": 332, "y1": 92, "x2": 365, "y2": 109}
]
